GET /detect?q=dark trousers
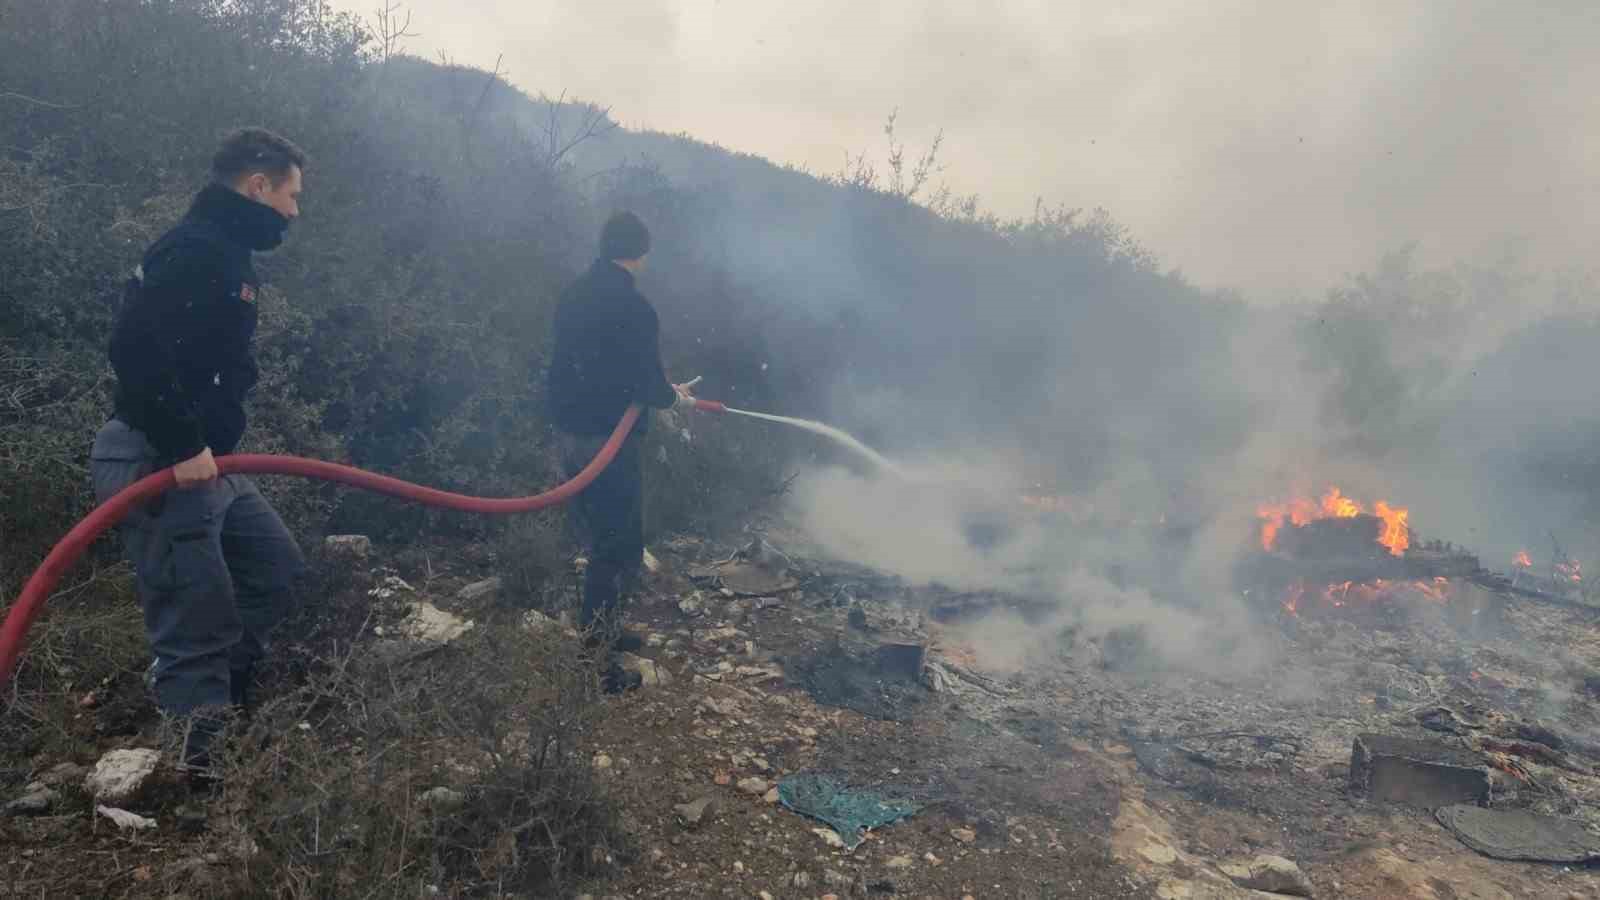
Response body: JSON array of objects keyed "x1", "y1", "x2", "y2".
[
  {"x1": 560, "y1": 430, "x2": 644, "y2": 635},
  {"x1": 89, "y1": 420, "x2": 305, "y2": 761}
]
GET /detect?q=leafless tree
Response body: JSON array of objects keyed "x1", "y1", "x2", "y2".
[{"x1": 539, "y1": 90, "x2": 617, "y2": 167}]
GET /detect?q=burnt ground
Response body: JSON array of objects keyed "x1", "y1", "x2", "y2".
[
  {"x1": 566, "y1": 523, "x2": 1600, "y2": 899},
  {"x1": 6, "y1": 521, "x2": 1600, "y2": 899}
]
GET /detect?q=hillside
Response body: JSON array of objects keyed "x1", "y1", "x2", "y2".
[{"x1": 4, "y1": 2, "x2": 1600, "y2": 897}]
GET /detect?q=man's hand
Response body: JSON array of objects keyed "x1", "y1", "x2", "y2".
[
  {"x1": 173, "y1": 447, "x2": 219, "y2": 487},
  {"x1": 672, "y1": 376, "x2": 701, "y2": 412}
]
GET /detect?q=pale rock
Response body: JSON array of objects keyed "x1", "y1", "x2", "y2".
[
  {"x1": 814, "y1": 827, "x2": 847, "y2": 849},
  {"x1": 592, "y1": 753, "x2": 613, "y2": 770},
  {"x1": 85, "y1": 748, "x2": 160, "y2": 803},
  {"x1": 733, "y1": 861, "x2": 745, "y2": 873},
  {"x1": 886, "y1": 855, "x2": 914, "y2": 869},
  {"x1": 323, "y1": 534, "x2": 371, "y2": 558},
  {"x1": 924, "y1": 851, "x2": 943, "y2": 866},
  {"x1": 737, "y1": 776, "x2": 770, "y2": 796},
  {"x1": 398, "y1": 601, "x2": 474, "y2": 643},
  {"x1": 97, "y1": 805, "x2": 157, "y2": 831},
  {"x1": 1220, "y1": 854, "x2": 1314, "y2": 897},
  {"x1": 456, "y1": 577, "x2": 501, "y2": 602},
  {"x1": 4, "y1": 783, "x2": 58, "y2": 815},
  {"x1": 642, "y1": 548, "x2": 660, "y2": 573},
  {"x1": 1139, "y1": 842, "x2": 1178, "y2": 865},
  {"x1": 521, "y1": 609, "x2": 557, "y2": 632},
  {"x1": 674, "y1": 796, "x2": 718, "y2": 829},
  {"x1": 951, "y1": 827, "x2": 977, "y2": 844},
  {"x1": 757, "y1": 892, "x2": 774, "y2": 900},
  {"x1": 679, "y1": 594, "x2": 706, "y2": 617},
  {"x1": 38, "y1": 762, "x2": 89, "y2": 786},
  {"x1": 764, "y1": 787, "x2": 780, "y2": 804},
  {"x1": 419, "y1": 787, "x2": 465, "y2": 813},
  {"x1": 620, "y1": 653, "x2": 670, "y2": 687},
  {"x1": 792, "y1": 872, "x2": 812, "y2": 888},
  {"x1": 367, "y1": 574, "x2": 415, "y2": 599}
]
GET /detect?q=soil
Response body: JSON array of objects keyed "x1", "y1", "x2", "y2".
[{"x1": 6, "y1": 528, "x2": 1600, "y2": 899}]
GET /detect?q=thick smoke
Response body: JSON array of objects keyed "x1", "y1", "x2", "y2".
[{"x1": 393, "y1": 2, "x2": 1600, "y2": 676}]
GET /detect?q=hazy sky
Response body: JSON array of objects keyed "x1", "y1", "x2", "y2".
[{"x1": 339, "y1": 1, "x2": 1598, "y2": 298}]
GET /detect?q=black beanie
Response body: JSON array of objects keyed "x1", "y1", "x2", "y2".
[{"x1": 600, "y1": 211, "x2": 651, "y2": 261}]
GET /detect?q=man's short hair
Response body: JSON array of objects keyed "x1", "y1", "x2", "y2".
[
  {"x1": 600, "y1": 211, "x2": 651, "y2": 262},
  {"x1": 212, "y1": 128, "x2": 307, "y2": 185}
]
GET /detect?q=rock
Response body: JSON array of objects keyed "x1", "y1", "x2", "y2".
[
  {"x1": 323, "y1": 534, "x2": 371, "y2": 558},
  {"x1": 620, "y1": 653, "x2": 670, "y2": 687},
  {"x1": 756, "y1": 892, "x2": 773, "y2": 900},
  {"x1": 763, "y1": 787, "x2": 780, "y2": 804},
  {"x1": 456, "y1": 577, "x2": 502, "y2": 602},
  {"x1": 1138, "y1": 842, "x2": 1178, "y2": 865},
  {"x1": 593, "y1": 753, "x2": 614, "y2": 770},
  {"x1": 97, "y1": 805, "x2": 157, "y2": 831},
  {"x1": 521, "y1": 609, "x2": 557, "y2": 632},
  {"x1": 922, "y1": 662, "x2": 955, "y2": 693},
  {"x1": 814, "y1": 827, "x2": 847, "y2": 849},
  {"x1": 1220, "y1": 854, "x2": 1314, "y2": 897},
  {"x1": 951, "y1": 827, "x2": 977, "y2": 844},
  {"x1": 822, "y1": 868, "x2": 854, "y2": 888},
  {"x1": 642, "y1": 548, "x2": 660, "y2": 573},
  {"x1": 398, "y1": 601, "x2": 474, "y2": 643},
  {"x1": 674, "y1": 796, "x2": 718, "y2": 829},
  {"x1": 419, "y1": 787, "x2": 465, "y2": 813},
  {"x1": 737, "y1": 776, "x2": 770, "y2": 796},
  {"x1": 85, "y1": 748, "x2": 160, "y2": 803},
  {"x1": 368, "y1": 574, "x2": 415, "y2": 599},
  {"x1": 37, "y1": 762, "x2": 88, "y2": 787},
  {"x1": 792, "y1": 872, "x2": 812, "y2": 888},
  {"x1": 1349, "y1": 733, "x2": 1490, "y2": 808},
  {"x1": 924, "y1": 852, "x2": 943, "y2": 866},
  {"x1": 1436, "y1": 804, "x2": 1600, "y2": 863},
  {"x1": 4, "y1": 783, "x2": 58, "y2": 815},
  {"x1": 679, "y1": 594, "x2": 706, "y2": 617},
  {"x1": 885, "y1": 855, "x2": 914, "y2": 869}
]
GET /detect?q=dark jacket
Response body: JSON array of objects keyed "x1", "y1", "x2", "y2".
[
  {"x1": 547, "y1": 259, "x2": 678, "y2": 436},
  {"x1": 109, "y1": 185, "x2": 288, "y2": 462}
]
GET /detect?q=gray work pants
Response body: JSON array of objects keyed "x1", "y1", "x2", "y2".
[{"x1": 89, "y1": 420, "x2": 305, "y2": 750}]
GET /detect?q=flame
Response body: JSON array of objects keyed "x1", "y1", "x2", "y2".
[
  {"x1": 1258, "y1": 487, "x2": 1409, "y2": 556},
  {"x1": 1373, "y1": 501, "x2": 1410, "y2": 556},
  {"x1": 1321, "y1": 487, "x2": 1362, "y2": 519},
  {"x1": 1513, "y1": 550, "x2": 1533, "y2": 568},
  {"x1": 1277, "y1": 576, "x2": 1451, "y2": 616},
  {"x1": 1557, "y1": 559, "x2": 1583, "y2": 584}
]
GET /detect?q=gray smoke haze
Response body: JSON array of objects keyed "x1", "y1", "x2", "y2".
[
  {"x1": 352, "y1": 2, "x2": 1600, "y2": 675},
  {"x1": 335, "y1": 0, "x2": 1599, "y2": 297}
]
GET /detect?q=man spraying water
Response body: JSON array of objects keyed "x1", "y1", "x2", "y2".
[{"x1": 547, "y1": 212, "x2": 698, "y2": 692}]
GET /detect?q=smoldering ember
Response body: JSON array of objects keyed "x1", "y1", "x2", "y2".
[{"x1": 6, "y1": 2, "x2": 1600, "y2": 899}]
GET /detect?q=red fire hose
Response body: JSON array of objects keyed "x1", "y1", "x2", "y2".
[{"x1": 0, "y1": 402, "x2": 735, "y2": 688}]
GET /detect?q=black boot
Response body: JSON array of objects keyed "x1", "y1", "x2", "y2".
[{"x1": 600, "y1": 662, "x2": 643, "y2": 695}]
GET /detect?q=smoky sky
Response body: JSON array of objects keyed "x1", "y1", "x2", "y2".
[{"x1": 336, "y1": 0, "x2": 1598, "y2": 298}]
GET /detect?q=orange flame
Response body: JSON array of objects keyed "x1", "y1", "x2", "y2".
[
  {"x1": 1258, "y1": 487, "x2": 1409, "y2": 556},
  {"x1": 1373, "y1": 501, "x2": 1409, "y2": 556},
  {"x1": 1513, "y1": 550, "x2": 1532, "y2": 568},
  {"x1": 1557, "y1": 559, "x2": 1583, "y2": 584}
]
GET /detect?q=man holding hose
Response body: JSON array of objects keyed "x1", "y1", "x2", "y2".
[
  {"x1": 547, "y1": 211, "x2": 697, "y2": 692},
  {"x1": 90, "y1": 128, "x2": 308, "y2": 777}
]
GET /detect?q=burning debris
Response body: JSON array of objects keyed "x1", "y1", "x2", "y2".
[{"x1": 1258, "y1": 487, "x2": 1409, "y2": 557}]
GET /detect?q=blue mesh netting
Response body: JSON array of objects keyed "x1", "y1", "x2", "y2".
[{"x1": 777, "y1": 773, "x2": 922, "y2": 850}]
